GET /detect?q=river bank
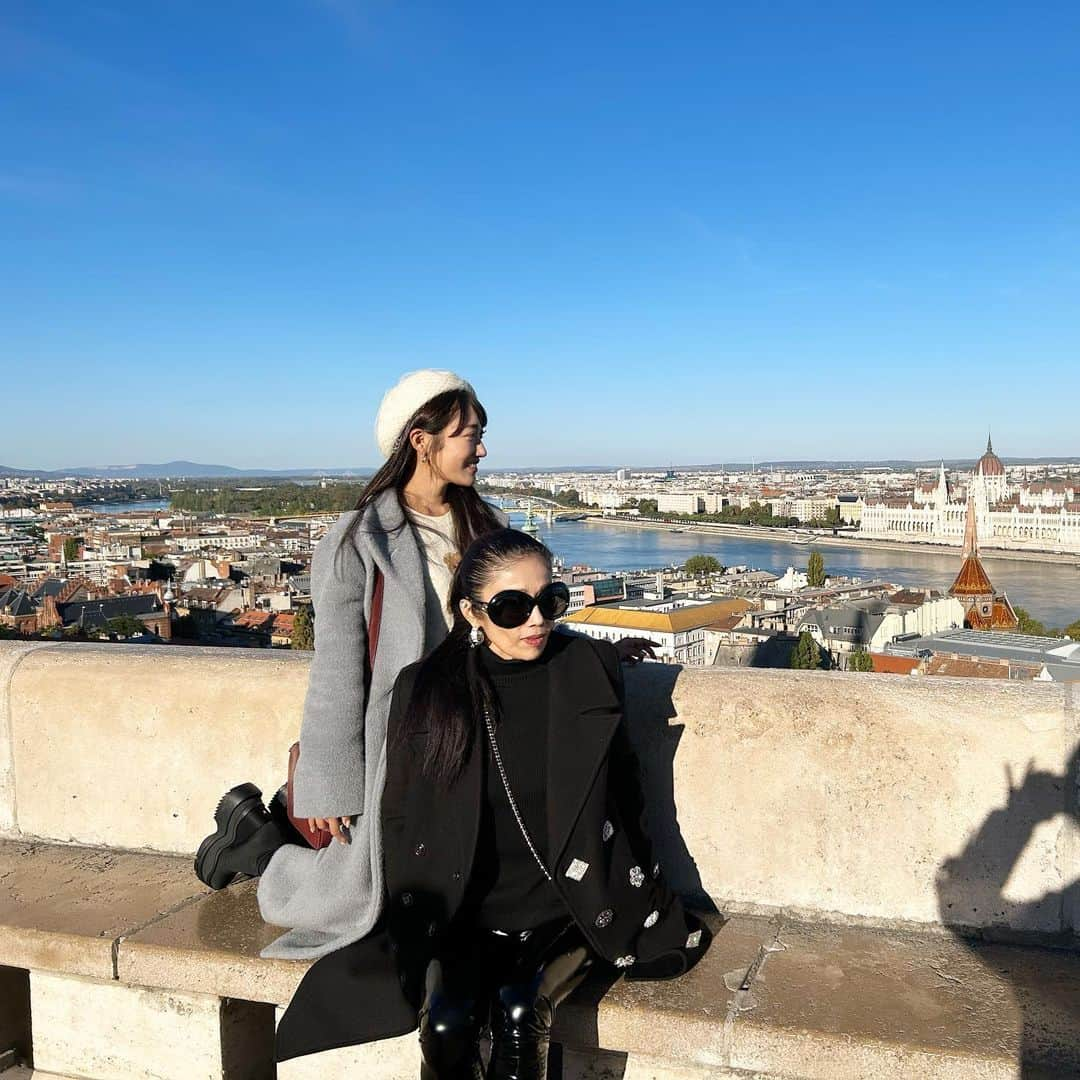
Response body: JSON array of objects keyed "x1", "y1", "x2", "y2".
[{"x1": 580, "y1": 515, "x2": 1080, "y2": 568}]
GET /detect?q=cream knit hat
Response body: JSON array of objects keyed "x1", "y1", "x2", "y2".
[{"x1": 374, "y1": 369, "x2": 476, "y2": 459}]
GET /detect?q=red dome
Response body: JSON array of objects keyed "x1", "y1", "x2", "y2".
[{"x1": 976, "y1": 435, "x2": 1005, "y2": 477}]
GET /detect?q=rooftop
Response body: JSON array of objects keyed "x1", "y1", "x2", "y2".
[
  {"x1": 888, "y1": 629, "x2": 1080, "y2": 682},
  {"x1": 563, "y1": 597, "x2": 754, "y2": 633}
]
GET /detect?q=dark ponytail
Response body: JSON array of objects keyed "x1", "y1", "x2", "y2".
[{"x1": 397, "y1": 528, "x2": 554, "y2": 787}]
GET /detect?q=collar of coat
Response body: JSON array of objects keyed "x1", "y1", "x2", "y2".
[
  {"x1": 450, "y1": 633, "x2": 624, "y2": 873},
  {"x1": 357, "y1": 489, "x2": 427, "y2": 643}
]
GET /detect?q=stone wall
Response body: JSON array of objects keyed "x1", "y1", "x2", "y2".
[{"x1": 2, "y1": 641, "x2": 1077, "y2": 937}]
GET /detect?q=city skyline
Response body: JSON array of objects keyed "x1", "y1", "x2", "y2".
[
  {"x1": 4, "y1": 3, "x2": 1079, "y2": 467},
  {"x1": 4, "y1": 446, "x2": 1080, "y2": 479}
]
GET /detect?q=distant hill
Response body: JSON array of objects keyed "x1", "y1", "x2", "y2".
[
  {"x1": 1, "y1": 456, "x2": 1077, "y2": 479},
  {"x1": 0, "y1": 461, "x2": 374, "y2": 479}
]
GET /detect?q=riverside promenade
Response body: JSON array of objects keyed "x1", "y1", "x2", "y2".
[{"x1": 1, "y1": 640, "x2": 1078, "y2": 1077}]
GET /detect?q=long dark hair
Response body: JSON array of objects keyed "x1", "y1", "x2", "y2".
[
  {"x1": 398, "y1": 528, "x2": 554, "y2": 787},
  {"x1": 347, "y1": 387, "x2": 501, "y2": 552}
]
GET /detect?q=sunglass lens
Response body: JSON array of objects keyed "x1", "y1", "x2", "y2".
[
  {"x1": 537, "y1": 583, "x2": 570, "y2": 619},
  {"x1": 486, "y1": 592, "x2": 533, "y2": 629}
]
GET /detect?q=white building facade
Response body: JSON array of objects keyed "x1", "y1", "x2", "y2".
[{"x1": 860, "y1": 440, "x2": 1080, "y2": 554}]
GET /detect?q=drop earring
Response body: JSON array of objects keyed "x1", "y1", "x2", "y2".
[{"x1": 469, "y1": 625, "x2": 485, "y2": 648}]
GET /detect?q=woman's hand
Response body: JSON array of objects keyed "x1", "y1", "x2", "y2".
[
  {"x1": 615, "y1": 637, "x2": 659, "y2": 665},
  {"x1": 308, "y1": 816, "x2": 352, "y2": 844}
]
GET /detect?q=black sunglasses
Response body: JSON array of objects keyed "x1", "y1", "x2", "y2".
[{"x1": 470, "y1": 581, "x2": 571, "y2": 629}]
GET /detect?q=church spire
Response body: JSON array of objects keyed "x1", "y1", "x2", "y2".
[
  {"x1": 962, "y1": 494, "x2": 978, "y2": 559},
  {"x1": 986, "y1": 431, "x2": 993, "y2": 454}
]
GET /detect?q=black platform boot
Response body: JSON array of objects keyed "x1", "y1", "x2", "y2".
[
  {"x1": 268, "y1": 784, "x2": 311, "y2": 845},
  {"x1": 194, "y1": 783, "x2": 287, "y2": 890}
]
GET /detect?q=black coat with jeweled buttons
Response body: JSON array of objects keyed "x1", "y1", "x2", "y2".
[{"x1": 275, "y1": 632, "x2": 710, "y2": 1064}]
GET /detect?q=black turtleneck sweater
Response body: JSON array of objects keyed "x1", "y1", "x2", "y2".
[{"x1": 462, "y1": 642, "x2": 568, "y2": 930}]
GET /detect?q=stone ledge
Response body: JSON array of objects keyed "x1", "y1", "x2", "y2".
[
  {"x1": 118, "y1": 878, "x2": 309, "y2": 1005},
  {"x1": 5, "y1": 839, "x2": 1080, "y2": 1077},
  {"x1": 115, "y1": 871, "x2": 1080, "y2": 1078},
  {"x1": 0, "y1": 840, "x2": 208, "y2": 979},
  {"x1": 556, "y1": 915, "x2": 1080, "y2": 1078}
]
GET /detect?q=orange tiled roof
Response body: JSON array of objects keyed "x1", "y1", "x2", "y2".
[
  {"x1": 563, "y1": 598, "x2": 754, "y2": 634},
  {"x1": 927, "y1": 656, "x2": 1009, "y2": 679},
  {"x1": 230, "y1": 610, "x2": 274, "y2": 630},
  {"x1": 870, "y1": 654, "x2": 921, "y2": 676},
  {"x1": 949, "y1": 555, "x2": 995, "y2": 597},
  {"x1": 965, "y1": 598, "x2": 1019, "y2": 631}
]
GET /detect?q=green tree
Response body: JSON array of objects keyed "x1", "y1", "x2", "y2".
[
  {"x1": 62, "y1": 537, "x2": 80, "y2": 562},
  {"x1": 638, "y1": 498, "x2": 658, "y2": 515},
  {"x1": 790, "y1": 631, "x2": 823, "y2": 670},
  {"x1": 848, "y1": 647, "x2": 874, "y2": 672},
  {"x1": 105, "y1": 614, "x2": 146, "y2": 639},
  {"x1": 1062, "y1": 618, "x2": 1080, "y2": 640},
  {"x1": 291, "y1": 604, "x2": 315, "y2": 650},
  {"x1": 684, "y1": 555, "x2": 722, "y2": 578},
  {"x1": 1014, "y1": 607, "x2": 1050, "y2": 637},
  {"x1": 807, "y1": 550, "x2": 826, "y2": 588}
]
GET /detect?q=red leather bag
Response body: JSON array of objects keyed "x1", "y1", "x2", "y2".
[{"x1": 286, "y1": 567, "x2": 384, "y2": 848}]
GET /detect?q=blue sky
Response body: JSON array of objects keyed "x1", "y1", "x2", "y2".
[{"x1": 2, "y1": 1, "x2": 1078, "y2": 469}]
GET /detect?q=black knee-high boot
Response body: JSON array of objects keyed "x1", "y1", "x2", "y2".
[
  {"x1": 487, "y1": 938, "x2": 594, "y2": 1080},
  {"x1": 418, "y1": 994, "x2": 485, "y2": 1080}
]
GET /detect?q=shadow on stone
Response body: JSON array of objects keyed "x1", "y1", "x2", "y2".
[
  {"x1": 935, "y1": 745, "x2": 1080, "y2": 1077},
  {"x1": 551, "y1": 964, "x2": 627, "y2": 1078},
  {"x1": 0, "y1": 965, "x2": 32, "y2": 1068},
  {"x1": 624, "y1": 662, "x2": 718, "y2": 913}
]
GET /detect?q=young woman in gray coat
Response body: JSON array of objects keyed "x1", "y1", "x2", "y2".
[{"x1": 195, "y1": 369, "x2": 506, "y2": 960}]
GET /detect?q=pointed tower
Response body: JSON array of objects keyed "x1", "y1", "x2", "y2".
[
  {"x1": 935, "y1": 462, "x2": 949, "y2": 509},
  {"x1": 949, "y1": 497, "x2": 1018, "y2": 630},
  {"x1": 974, "y1": 432, "x2": 1008, "y2": 504}
]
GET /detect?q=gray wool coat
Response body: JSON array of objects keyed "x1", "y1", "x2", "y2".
[{"x1": 257, "y1": 489, "x2": 506, "y2": 960}]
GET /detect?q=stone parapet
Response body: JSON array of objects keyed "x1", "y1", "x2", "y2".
[{"x1": 1, "y1": 641, "x2": 1077, "y2": 937}]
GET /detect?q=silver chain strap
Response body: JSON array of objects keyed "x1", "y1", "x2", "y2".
[{"x1": 482, "y1": 708, "x2": 553, "y2": 883}]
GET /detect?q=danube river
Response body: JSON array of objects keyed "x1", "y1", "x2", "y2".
[
  {"x1": 90, "y1": 499, "x2": 172, "y2": 515},
  {"x1": 508, "y1": 515, "x2": 1080, "y2": 631},
  {"x1": 86, "y1": 500, "x2": 1077, "y2": 629}
]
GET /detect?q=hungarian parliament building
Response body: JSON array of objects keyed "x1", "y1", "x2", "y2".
[{"x1": 860, "y1": 437, "x2": 1080, "y2": 554}]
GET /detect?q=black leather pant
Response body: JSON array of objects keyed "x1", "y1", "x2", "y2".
[{"x1": 418, "y1": 917, "x2": 594, "y2": 1080}]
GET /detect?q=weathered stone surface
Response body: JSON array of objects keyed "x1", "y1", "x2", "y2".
[
  {"x1": 0, "y1": 840, "x2": 207, "y2": 979},
  {"x1": 30, "y1": 971, "x2": 274, "y2": 1080},
  {"x1": 120, "y1": 878, "x2": 309, "y2": 1004},
  {"x1": 4, "y1": 641, "x2": 1076, "y2": 934},
  {"x1": 557, "y1": 914, "x2": 1080, "y2": 1078},
  {"x1": 724, "y1": 920, "x2": 1020, "y2": 1079},
  {"x1": 560, "y1": 1048, "x2": 779, "y2": 1079},
  {"x1": 275, "y1": 1020, "x2": 417, "y2": 1079},
  {"x1": 623, "y1": 664, "x2": 1076, "y2": 934},
  {"x1": 5, "y1": 641, "x2": 309, "y2": 853},
  {"x1": 0, "y1": 642, "x2": 53, "y2": 836}
]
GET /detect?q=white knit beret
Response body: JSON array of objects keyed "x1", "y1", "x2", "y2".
[{"x1": 374, "y1": 369, "x2": 475, "y2": 459}]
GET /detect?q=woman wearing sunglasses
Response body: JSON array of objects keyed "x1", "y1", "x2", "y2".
[{"x1": 275, "y1": 528, "x2": 710, "y2": 1075}]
